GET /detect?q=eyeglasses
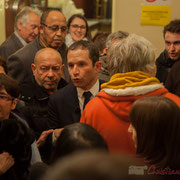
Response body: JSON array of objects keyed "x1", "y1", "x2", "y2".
[
  {"x1": 0, "y1": 93, "x2": 14, "y2": 101},
  {"x1": 71, "y1": 24, "x2": 86, "y2": 30},
  {"x1": 41, "y1": 23, "x2": 67, "y2": 33}
]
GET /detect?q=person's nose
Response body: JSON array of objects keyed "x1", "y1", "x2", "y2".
[
  {"x1": 47, "y1": 69, "x2": 54, "y2": 78},
  {"x1": 169, "y1": 43, "x2": 175, "y2": 52},
  {"x1": 72, "y1": 65, "x2": 79, "y2": 76},
  {"x1": 56, "y1": 28, "x2": 62, "y2": 36},
  {"x1": 77, "y1": 27, "x2": 81, "y2": 32}
]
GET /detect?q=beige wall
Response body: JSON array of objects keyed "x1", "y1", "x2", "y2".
[
  {"x1": 112, "y1": 0, "x2": 180, "y2": 57},
  {"x1": 0, "y1": 0, "x2": 5, "y2": 44}
]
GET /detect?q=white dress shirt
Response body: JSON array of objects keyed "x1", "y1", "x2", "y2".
[{"x1": 77, "y1": 80, "x2": 100, "y2": 114}]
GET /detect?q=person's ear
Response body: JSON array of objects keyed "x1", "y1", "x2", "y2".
[
  {"x1": 103, "y1": 48, "x2": 108, "y2": 55},
  {"x1": 60, "y1": 64, "x2": 65, "y2": 73},
  {"x1": 17, "y1": 20, "x2": 22, "y2": 31},
  {"x1": 11, "y1": 98, "x2": 18, "y2": 110},
  {"x1": 31, "y1": 64, "x2": 36, "y2": 75},
  {"x1": 94, "y1": 61, "x2": 102, "y2": 73},
  {"x1": 128, "y1": 124, "x2": 133, "y2": 133}
]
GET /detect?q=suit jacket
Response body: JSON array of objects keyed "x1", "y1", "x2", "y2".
[
  {"x1": 47, "y1": 80, "x2": 105, "y2": 129},
  {"x1": 0, "y1": 32, "x2": 24, "y2": 60},
  {"x1": 7, "y1": 36, "x2": 69, "y2": 88}
]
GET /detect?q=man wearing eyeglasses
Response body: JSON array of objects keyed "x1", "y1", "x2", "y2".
[{"x1": 7, "y1": 9, "x2": 69, "y2": 91}]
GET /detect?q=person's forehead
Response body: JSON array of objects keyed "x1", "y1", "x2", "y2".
[
  {"x1": 165, "y1": 32, "x2": 180, "y2": 41},
  {"x1": 71, "y1": 17, "x2": 86, "y2": 25},
  {"x1": 27, "y1": 12, "x2": 40, "y2": 22},
  {"x1": 36, "y1": 56, "x2": 61, "y2": 66},
  {"x1": 46, "y1": 11, "x2": 66, "y2": 24},
  {"x1": 67, "y1": 49, "x2": 92, "y2": 62},
  {"x1": 68, "y1": 48, "x2": 89, "y2": 56}
]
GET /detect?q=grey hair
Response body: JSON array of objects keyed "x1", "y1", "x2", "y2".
[
  {"x1": 107, "y1": 33, "x2": 156, "y2": 76},
  {"x1": 14, "y1": 6, "x2": 42, "y2": 30},
  {"x1": 106, "y1": 30, "x2": 129, "y2": 49}
]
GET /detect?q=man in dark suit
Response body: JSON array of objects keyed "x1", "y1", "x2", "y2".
[
  {"x1": 47, "y1": 40, "x2": 103, "y2": 140},
  {"x1": 7, "y1": 9, "x2": 69, "y2": 90},
  {"x1": 156, "y1": 19, "x2": 180, "y2": 84},
  {"x1": 0, "y1": 6, "x2": 41, "y2": 59}
]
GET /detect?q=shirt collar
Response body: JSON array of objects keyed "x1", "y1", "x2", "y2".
[
  {"x1": 77, "y1": 80, "x2": 99, "y2": 98},
  {"x1": 14, "y1": 31, "x2": 28, "y2": 46}
]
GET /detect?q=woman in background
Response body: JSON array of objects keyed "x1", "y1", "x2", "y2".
[
  {"x1": 65, "y1": 14, "x2": 89, "y2": 47},
  {"x1": 128, "y1": 96, "x2": 180, "y2": 170}
]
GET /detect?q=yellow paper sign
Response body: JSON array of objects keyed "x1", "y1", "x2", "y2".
[{"x1": 141, "y1": 5, "x2": 171, "y2": 26}]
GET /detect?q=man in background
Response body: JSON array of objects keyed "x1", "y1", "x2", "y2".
[
  {"x1": 156, "y1": 19, "x2": 180, "y2": 84},
  {"x1": 96, "y1": 31, "x2": 129, "y2": 81},
  {"x1": 0, "y1": 6, "x2": 41, "y2": 59},
  {"x1": 7, "y1": 8, "x2": 69, "y2": 90}
]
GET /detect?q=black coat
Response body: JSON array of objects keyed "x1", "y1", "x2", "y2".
[
  {"x1": 156, "y1": 49, "x2": 176, "y2": 84},
  {"x1": 19, "y1": 77, "x2": 68, "y2": 139}
]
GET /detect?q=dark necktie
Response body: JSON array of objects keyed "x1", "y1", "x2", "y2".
[{"x1": 83, "y1": 91, "x2": 92, "y2": 109}]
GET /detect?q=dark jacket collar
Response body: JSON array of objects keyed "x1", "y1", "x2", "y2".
[{"x1": 20, "y1": 76, "x2": 67, "y2": 101}]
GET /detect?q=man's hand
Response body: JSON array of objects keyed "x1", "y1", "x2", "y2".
[
  {"x1": 0, "y1": 152, "x2": 14, "y2": 175},
  {"x1": 36, "y1": 129, "x2": 54, "y2": 147}
]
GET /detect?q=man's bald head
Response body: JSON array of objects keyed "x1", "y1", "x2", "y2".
[
  {"x1": 34, "y1": 48, "x2": 62, "y2": 65},
  {"x1": 32, "y1": 48, "x2": 64, "y2": 94}
]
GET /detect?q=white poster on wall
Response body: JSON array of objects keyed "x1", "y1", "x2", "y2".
[{"x1": 142, "y1": 0, "x2": 171, "y2": 5}]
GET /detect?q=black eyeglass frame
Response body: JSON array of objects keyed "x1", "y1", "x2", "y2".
[{"x1": 41, "y1": 23, "x2": 67, "y2": 33}]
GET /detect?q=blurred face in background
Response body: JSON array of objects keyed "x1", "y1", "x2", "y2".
[
  {"x1": 165, "y1": 32, "x2": 180, "y2": 60},
  {"x1": 17, "y1": 12, "x2": 40, "y2": 43},
  {"x1": 69, "y1": 17, "x2": 87, "y2": 42},
  {"x1": 0, "y1": 88, "x2": 17, "y2": 120}
]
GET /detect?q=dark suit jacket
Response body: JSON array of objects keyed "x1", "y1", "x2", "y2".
[
  {"x1": 47, "y1": 80, "x2": 105, "y2": 129},
  {"x1": 7, "y1": 36, "x2": 69, "y2": 88},
  {"x1": 0, "y1": 32, "x2": 24, "y2": 60}
]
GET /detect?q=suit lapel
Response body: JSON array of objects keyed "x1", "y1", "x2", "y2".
[{"x1": 69, "y1": 83, "x2": 81, "y2": 123}]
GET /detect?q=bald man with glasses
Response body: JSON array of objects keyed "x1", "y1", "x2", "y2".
[{"x1": 7, "y1": 9, "x2": 70, "y2": 90}]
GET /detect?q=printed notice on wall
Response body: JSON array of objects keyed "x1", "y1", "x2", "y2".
[{"x1": 141, "y1": 0, "x2": 171, "y2": 26}]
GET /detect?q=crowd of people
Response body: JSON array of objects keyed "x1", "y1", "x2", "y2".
[{"x1": 0, "y1": 5, "x2": 180, "y2": 180}]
